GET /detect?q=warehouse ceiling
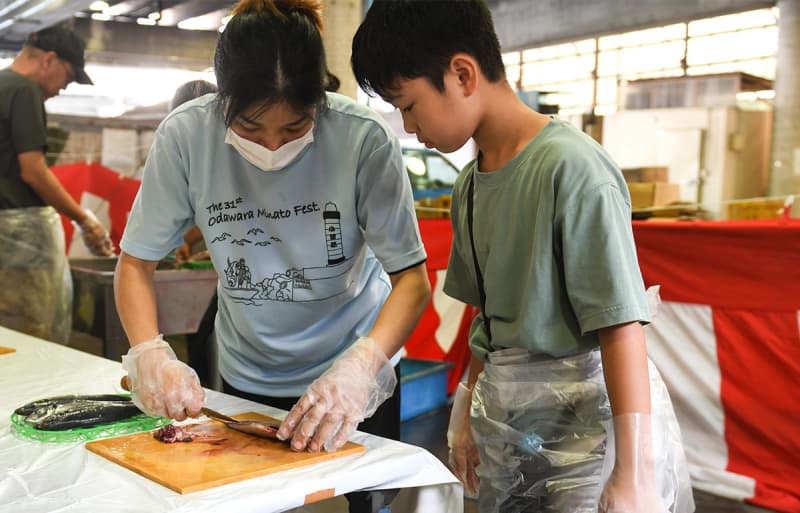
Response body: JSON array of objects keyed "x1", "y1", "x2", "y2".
[{"x1": 0, "y1": 0, "x2": 234, "y2": 48}]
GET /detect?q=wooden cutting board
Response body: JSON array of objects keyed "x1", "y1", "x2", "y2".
[
  {"x1": 86, "y1": 412, "x2": 365, "y2": 494},
  {"x1": 0, "y1": 346, "x2": 16, "y2": 355}
]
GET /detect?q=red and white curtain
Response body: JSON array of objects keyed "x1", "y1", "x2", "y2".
[{"x1": 636, "y1": 219, "x2": 800, "y2": 513}]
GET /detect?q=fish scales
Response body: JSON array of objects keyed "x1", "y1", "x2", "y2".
[
  {"x1": 32, "y1": 402, "x2": 143, "y2": 431},
  {"x1": 14, "y1": 394, "x2": 131, "y2": 416}
]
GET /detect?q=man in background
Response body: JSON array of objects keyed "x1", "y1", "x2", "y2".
[{"x1": 0, "y1": 25, "x2": 113, "y2": 343}]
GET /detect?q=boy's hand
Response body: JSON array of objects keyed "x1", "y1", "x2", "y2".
[
  {"x1": 599, "y1": 413, "x2": 666, "y2": 513},
  {"x1": 447, "y1": 382, "x2": 480, "y2": 497}
]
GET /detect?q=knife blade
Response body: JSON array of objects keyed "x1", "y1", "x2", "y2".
[
  {"x1": 201, "y1": 407, "x2": 239, "y2": 423},
  {"x1": 202, "y1": 407, "x2": 282, "y2": 441}
]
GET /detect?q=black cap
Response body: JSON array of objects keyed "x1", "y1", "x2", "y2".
[{"x1": 24, "y1": 26, "x2": 93, "y2": 85}]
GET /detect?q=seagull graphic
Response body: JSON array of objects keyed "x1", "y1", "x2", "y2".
[
  {"x1": 247, "y1": 228, "x2": 264, "y2": 236},
  {"x1": 211, "y1": 232, "x2": 232, "y2": 243}
]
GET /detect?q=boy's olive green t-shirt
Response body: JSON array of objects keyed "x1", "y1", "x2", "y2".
[{"x1": 443, "y1": 118, "x2": 649, "y2": 360}]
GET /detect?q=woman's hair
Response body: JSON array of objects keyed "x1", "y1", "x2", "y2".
[
  {"x1": 169, "y1": 80, "x2": 217, "y2": 111},
  {"x1": 214, "y1": 0, "x2": 328, "y2": 126}
]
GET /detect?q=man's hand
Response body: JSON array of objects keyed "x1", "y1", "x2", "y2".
[{"x1": 75, "y1": 210, "x2": 113, "y2": 256}]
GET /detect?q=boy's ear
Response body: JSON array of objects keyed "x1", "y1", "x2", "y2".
[{"x1": 449, "y1": 53, "x2": 479, "y2": 97}]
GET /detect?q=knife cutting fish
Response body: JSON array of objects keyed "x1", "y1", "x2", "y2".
[{"x1": 121, "y1": 375, "x2": 282, "y2": 441}]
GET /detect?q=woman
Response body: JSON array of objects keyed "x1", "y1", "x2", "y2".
[{"x1": 114, "y1": 0, "x2": 430, "y2": 500}]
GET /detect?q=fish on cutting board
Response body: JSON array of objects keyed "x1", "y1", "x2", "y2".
[{"x1": 85, "y1": 412, "x2": 366, "y2": 494}]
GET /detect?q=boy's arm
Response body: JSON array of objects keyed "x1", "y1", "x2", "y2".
[
  {"x1": 448, "y1": 353, "x2": 484, "y2": 496},
  {"x1": 598, "y1": 321, "x2": 663, "y2": 512},
  {"x1": 598, "y1": 321, "x2": 650, "y2": 415}
]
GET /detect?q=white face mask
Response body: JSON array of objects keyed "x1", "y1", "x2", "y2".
[{"x1": 225, "y1": 124, "x2": 314, "y2": 172}]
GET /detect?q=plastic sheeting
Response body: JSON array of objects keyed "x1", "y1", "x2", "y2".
[
  {"x1": 0, "y1": 207, "x2": 71, "y2": 343},
  {"x1": 471, "y1": 347, "x2": 693, "y2": 513}
]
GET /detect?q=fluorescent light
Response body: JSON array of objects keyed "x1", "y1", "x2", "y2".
[
  {"x1": 91, "y1": 12, "x2": 112, "y2": 21},
  {"x1": 89, "y1": 0, "x2": 108, "y2": 11},
  {"x1": 136, "y1": 17, "x2": 156, "y2": 25}
]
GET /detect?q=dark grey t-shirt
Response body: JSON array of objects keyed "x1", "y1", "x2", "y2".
[
  {"x1": 0, "y1": 69, "x2": 47, "y2": 209},
  {"x1": 444, "y1": 118, "x2": 649, "y2": 360}
]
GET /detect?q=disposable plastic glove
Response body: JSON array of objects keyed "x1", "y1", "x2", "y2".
[
  {"x1": 599, "y1": 413, "x2": 666, "y2": 513},
  {"x1": 121, "y1": 335, "x2": 204, "y2": 420},
  {"x1": 277, "y1": 336, "x2": 396, "y2": 453},
  {"x1": 74, "y1": 210, "x2": 114, "y2": 256},
  {"x1": 447, "y1": 382, "x2": 480, "y2": 497}
]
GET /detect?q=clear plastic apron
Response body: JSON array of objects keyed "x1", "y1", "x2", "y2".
[
  {"x1": 0, "y1": 207, "x2": 72, "y2": 343},
  {"x1": 471, "y1": 347, "x2": 694, "y2": 513}
]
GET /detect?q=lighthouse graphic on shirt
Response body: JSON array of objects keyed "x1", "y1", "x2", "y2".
[{"x1": 213, "y1": 201, "x2": 356, "y2": 305}]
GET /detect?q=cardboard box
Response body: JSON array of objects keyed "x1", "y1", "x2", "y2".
[
  {"x1": 622, "y1": 166, "x2": 669, "y2": 183},
  {"x1": 627, "y1": 182, "x2": 681, "y2": 209}
]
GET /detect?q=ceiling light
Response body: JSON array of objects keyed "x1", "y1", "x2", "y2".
[
  {"x1": 147, "y1": 11, "x2": 161, "y2": 20},
  {"x1": 90, "y1": 12, "x2": 112, "y2": 21},
  {"x1": 136, "y1": 17, "x2": 156, "y2": 25},
  {"x1": 89, "y1": 0, "x2": 108, "y2": 11}
]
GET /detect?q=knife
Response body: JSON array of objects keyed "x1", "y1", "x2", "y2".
[
  {"x1": 202, "y1": 407, "x2": 282, "y2": 440},
  {"x1": 201, "y1": 407, "x2": 239, "y2": 423}
]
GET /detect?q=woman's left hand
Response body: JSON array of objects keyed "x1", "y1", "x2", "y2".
[{"x1": 277, "y1": 337, "x2": 397, "y2": 452}]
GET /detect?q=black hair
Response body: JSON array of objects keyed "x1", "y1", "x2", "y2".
[
  {"x1": 169, "y1": 80, "x2": 218, "y2": 111},
  {"x1": 214, "y1": 0, "x2": 328, "y2": 126},
  {"x1": 352, "y1": 0, "x2": 505, "y2": 98}
]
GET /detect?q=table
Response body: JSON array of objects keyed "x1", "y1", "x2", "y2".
[
  {"x1": 0, "y1": 326, "x2": 462, "y2": 513},
  {"x1": 70, "y1": 257, "x2": 218, "y2": 361}
]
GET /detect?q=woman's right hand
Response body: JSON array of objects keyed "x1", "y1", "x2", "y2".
[
  {"x1": 447, "y1": 382, "x2": 480, "y2": 497},
  {"x1": 120, "y1": 336, "x2": 204, "y2": 420}
]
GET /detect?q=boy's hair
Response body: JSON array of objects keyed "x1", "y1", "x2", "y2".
[
  {"x1": 214, "y1": 0, "x2": 332, "y2": 126},
  {"x1": 352, "y1": 0, "x2": 505, "y2": 98}
]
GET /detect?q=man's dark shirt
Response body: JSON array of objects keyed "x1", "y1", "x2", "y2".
[{"x1": 0, "y1": 69, "x2": 47, "y2": 209}]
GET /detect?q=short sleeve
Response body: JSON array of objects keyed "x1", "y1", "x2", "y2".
[
  {"x1": 442, "y1": 175, "x2": 480, "y2": 306},
  {"x1": 120, "y1": 123, "x2": 195, "y2": 260},
  {"x1": 557, "y1": 183, "x2": 649, "y2": 334},
  {"x1": 355, "y1": 130, "x2": 426, "y2": 273},
  {"x1": 10, "y1": 85, "x2": 47, "y2": 154}
]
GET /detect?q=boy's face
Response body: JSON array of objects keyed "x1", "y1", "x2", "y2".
[{"x1": 383, "y1": 72, "x2": 475, "y2": 154}]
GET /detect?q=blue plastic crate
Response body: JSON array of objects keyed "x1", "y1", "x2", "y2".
[{"x1": 399, "y1": 358, "x2": 453, "y2": 421}]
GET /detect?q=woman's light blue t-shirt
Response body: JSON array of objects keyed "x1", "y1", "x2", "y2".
[{"x1": 121, "y1": 92, "x2": 426, "y2": 396}]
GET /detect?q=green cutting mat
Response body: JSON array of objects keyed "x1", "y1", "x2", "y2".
[{"x1": 11, "y1": 398, "x2": 170, "y2": 444}]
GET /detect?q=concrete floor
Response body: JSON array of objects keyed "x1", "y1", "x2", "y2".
[{"x1": 69, "y1": 331, "x2": 777, "y2": 513}]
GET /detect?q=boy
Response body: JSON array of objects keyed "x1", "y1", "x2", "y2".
[{"x1": 352, "y1": 1, "x2": 693, "y2": 512}]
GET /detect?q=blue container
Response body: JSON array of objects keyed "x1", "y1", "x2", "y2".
[{"x1": 399, "y1": 358, "x2": 453, "y2": 421}]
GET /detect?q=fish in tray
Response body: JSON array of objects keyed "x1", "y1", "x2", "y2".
[
  {"x1": 14, "y1": 394, "x2": 131, "y2": 416},
  {"x1": 14, "y1": 394, "x2": 132, "y2": 416},
  {"x1": 20, "y1": 399, "x2": 142, "y2": 431}
]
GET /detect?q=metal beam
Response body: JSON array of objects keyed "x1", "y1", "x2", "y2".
[
  {"x1": 488, "y1": 0, "x2": 777, "y2": 50},
  {"x1": 71, "y1": 16, "x2": 219, "y2": 69}
]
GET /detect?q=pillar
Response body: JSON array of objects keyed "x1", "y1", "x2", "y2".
[
  {"x1": 321, "y1": 0, "x2": 362, "y2": 99},
  {"x1": 770, "y1": 0, "x2": 800, "y2": 195}
]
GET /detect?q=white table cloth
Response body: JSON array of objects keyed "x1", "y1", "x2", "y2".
[{"x1": 0, "y1": 326, "x2": 462, "y2": 512}]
